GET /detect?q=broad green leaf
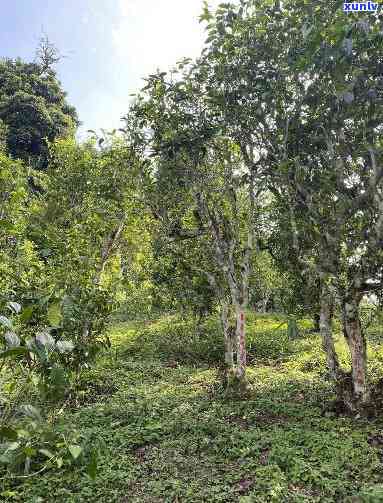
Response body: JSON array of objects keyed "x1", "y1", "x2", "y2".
[
  {"x1": 0, "y1": 491, "x2": 18, "y2": 498},
  {"x1": 0, "y1": 454, "x2": 12, "y2": 464},
  {"x1": 20, "y1": 305, "x2": 34, "y2": 323},
  {"x1": 86, "y1": 449, "x2": 98, "y2": 480},
  {"x1": 7, "y1": 302, "x2": 21, "y2": 314},
  {"x1": 23, "y1": 446, "x2": 36, "y2": 457},
  {"x1": 0, "y1": 427, "x2": 18, "y2": 441},
  {"x1": 0, "y1": 316, "x2": 13, "y2": 330},
  {"x1": 68, "y1": 445, "x2": 82, "y2": 460},
  {"x1": 39, "y1": 449, "x2": 54, "y2": 459},
  {"x1": 0, "y1": 347, "x2": 29, "y2": 359},
  {"x1": 50, "y1": 366, "x2": 68, "y2": 387},
  {"x1": 47, "y1": 302, "x2": 62, "y2": 327}
]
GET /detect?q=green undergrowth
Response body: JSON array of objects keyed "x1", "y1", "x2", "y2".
[
  {"x1": 121, "y1": 313, "x2": 313, "y2": 365},
  {"x1": 3, "y1": 314, "x2": 383, "y2": 502}
]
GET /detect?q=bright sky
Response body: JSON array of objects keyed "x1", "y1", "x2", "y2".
[{"x1": 1, "y1": 0, "x2": 221, "y2": 135}]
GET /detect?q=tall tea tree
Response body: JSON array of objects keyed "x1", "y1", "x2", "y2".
[
  {"x1": 276, "y1": 2, "x2": 383, "y2": 407},
  {"x1": 197, "y1": 0, "x2": 383, "y2": 408},
  {"x1": 127, "y1": 69, "x2": 264, "y2": 388}
]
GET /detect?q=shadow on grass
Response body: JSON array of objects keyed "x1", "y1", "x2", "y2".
[
  {"x1": 11, "y1": 346, "x2": 382, "y2": 503},
  {"x1": 116, "y1": 314, "x2": 315, "y2": 367},
  {"x1": 9, "y1": 315, "x2": 383, "y2": 502},
  {"x1": 7, "y1": 317, "x2": 383, "y2": 502}
]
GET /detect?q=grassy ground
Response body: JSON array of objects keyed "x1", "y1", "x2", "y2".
[{"x1": 3, "y1": 314, "x2": 383, "y2": 502}]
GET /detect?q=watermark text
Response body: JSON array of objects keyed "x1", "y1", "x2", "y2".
[{"x1": 343, "y1": 1, "x2": 380, "y2": 11}]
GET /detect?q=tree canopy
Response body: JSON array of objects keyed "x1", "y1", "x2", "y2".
[{"x1": 0, "y1": 39, "x2": 78, "y2": 168}]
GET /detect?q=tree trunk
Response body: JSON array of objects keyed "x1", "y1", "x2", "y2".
[
  {"x1": 262, "y1": 296, "x2": 269, "y2": 313},
  {"x1": 319, "y1": 288, "x2": 339, "y2": 380},
  {"x1": 235, "y1": 306, "x2": 246, "y2": 379},
  {"x1": 82, "y1": 319, "x2": 90, "y2": 341},
  {"x1": 313, "y1": 312, "x2": 320, "y2": 332},
  {"x1": 196, "y1": 191, "x2": 251, "y2": 393},
  {"x1": 95, "y1": 217, "x2": 126, "y2": 286},
  {"x1": 220, "y1": 302, "x2": 234, "y2": 370},
  {"x1": 343, "y1": 293, "x2": 369, "y2": 405}
]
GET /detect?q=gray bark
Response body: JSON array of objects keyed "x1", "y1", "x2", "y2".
[
  {"x1": 319, "y1": 285, "x2": 339, "y2": 379},
  {"x1": 235, "y1": 306, "x2": 246, "y2": 378},
  {"x1": 196, "y1": 183, "x2": 254, "y2": 385},
  {"x1": 221, "y1": 302, "x2": 234, "y2": 368},
  {"x1": 343, "y1": 293, "x2": 369, "y2": 404}
]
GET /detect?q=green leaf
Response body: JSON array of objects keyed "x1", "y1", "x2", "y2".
[
  {"x1": 20, "y1": 305, "x2": 34, "y2": 323},
  {"x1": 68, "y1": 445, "x2": 82, "y2": 460},
  {"x1": 0, "y1": 220, "x2": 13, "y2": 231},
  {"x1": 23, "y1": 446, "x2": 36, "y2": 457},
  {"x1": 62, "y1": 295, "x2": 76, "y2": 321},
  {"x1": 199, "y1": 1, "x2": 213, "y2": 23},
  {"x1": 47, "y1": 302, "x2": 62, "y2": 327},
  {"x1": 39, "y1": 449, "x2": 54, "y2": 459},
  {"x1": 50, "y1": 366, "x2": 68, "y2": 388},
  {"x1": 56, "y1": 457, "x2": 63, "y2": 468},
  {"x1": 7, "y1": 442, "x2": 20, "y2": 451},
  {"x1": 86, "y1": 449, "x2": 98, "y2": 480},
  {"x1": 0, "y1": 316, "x2": 13, "y2": 330},
  {"x1": 38, "y1": 293, "x2": 53, "y2": 308},
  {"x1": 0, "y1": 454, "x2": 13, "y2": 465},
  {"x1": 0, "y1": 427, "x2": 18, "y2": 441},
  {"x1": 0, "y1": 347, "x2": 30, "y2": 359},
  {"x1": 0, "y1": 491, "x2": 18, "y2": 498}
]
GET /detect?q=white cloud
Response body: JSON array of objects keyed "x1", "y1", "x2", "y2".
[
  {"x1": 112, "y1": 0, "x2": 220, "y2": 81},
  {"x1": 79, "y1": 0, "x2": 223, "y2": 134}
]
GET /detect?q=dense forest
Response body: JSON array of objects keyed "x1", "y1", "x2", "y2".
[{"x1": 1, "y1": 1, "x2": 383, "y2": 501}]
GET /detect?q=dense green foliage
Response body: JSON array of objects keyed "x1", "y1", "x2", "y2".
[
  {"x1": 3, "y1": 316, "x2": 383, "y2": 502},
  {"x1": 0, "y1": 152, "x2": 40, "y2": 305},
  {"x1": 0, "y1": 44, "x2": 78, "y2": 168},
  {"x1": 1, "y1": 1, "x2": 383, "y2": 500}
]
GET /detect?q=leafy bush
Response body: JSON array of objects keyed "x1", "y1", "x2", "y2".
[
  {"x1": 0, "y1": 405, "x2": 80, "y2": 475},
  {"x1": 0, "y1": 302, "x2": 99, "y2": 480},
  {"x1": 0, "y1": 404, "x2": 99, "y2": 480},
  {"x1": 247, "y1": 327, "x2": 292, "y2": 361},
  {"x1": 0, "y1": 302, "x2": 76, "y2": 400}
]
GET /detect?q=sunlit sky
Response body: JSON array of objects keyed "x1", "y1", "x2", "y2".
[{"x1": 1, "y1": 0, "x2": 221, "y2": 135}]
